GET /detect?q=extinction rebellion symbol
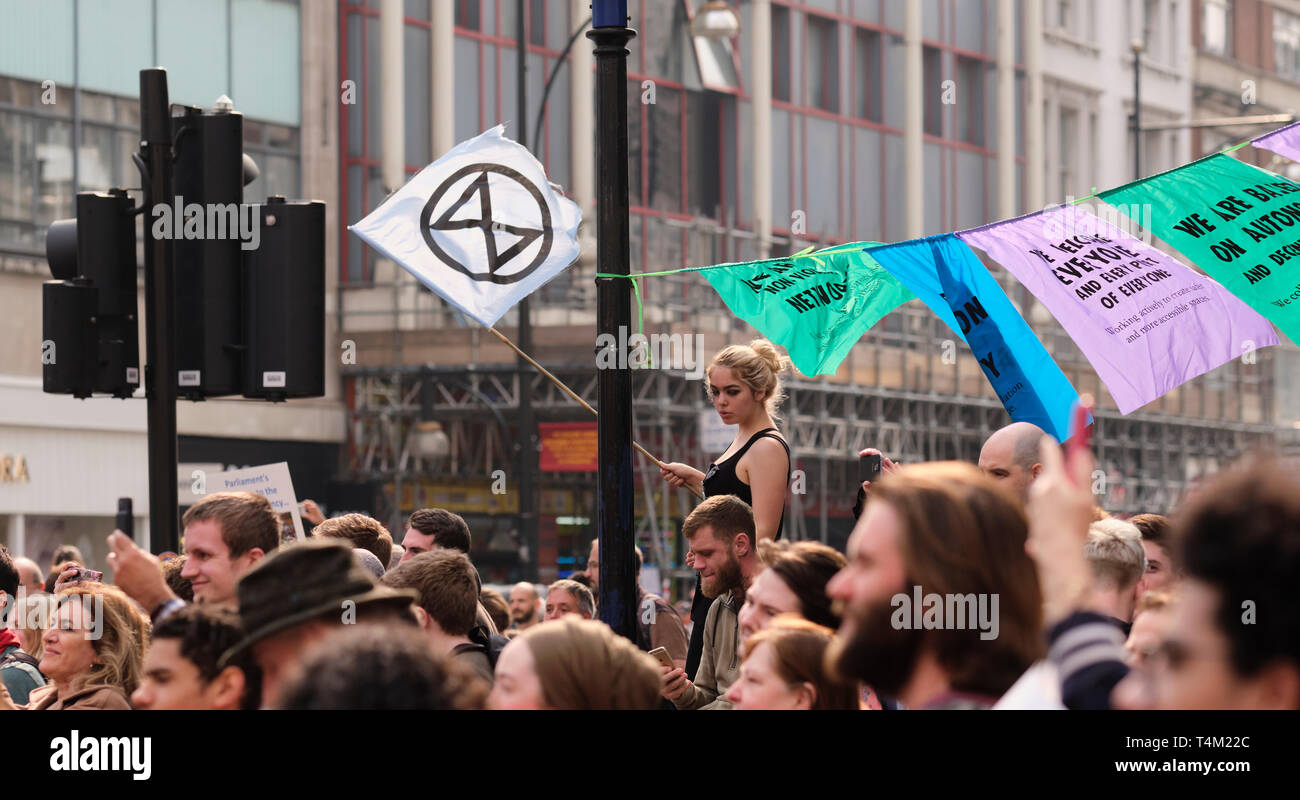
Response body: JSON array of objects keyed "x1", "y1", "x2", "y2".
[{"x1": 420, "y1": 163, "x2": 553, "y2": 285}]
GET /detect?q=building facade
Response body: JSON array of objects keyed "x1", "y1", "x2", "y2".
[
  {"x1": 0, "y1": 1, "x2": 1289, "y2": 593},
  {"x1": 0, "y1": 0, "x2": 346, "y2": 569}
]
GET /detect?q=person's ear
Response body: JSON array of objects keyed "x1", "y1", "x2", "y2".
[
  {"x1": 243, "y1": 548, "x2": 266, "y2": 567},
  {"x1": 793, "y1": 682, "x2": 816, "y2": 710},
  {"x1": 733, "y1": 533, "x2": 751, "y2": 558},
  {"x1": 209, "y1": 666, "x2": 248, "y2": 710},
  {"x1": 412, "y1": 605, "x2": 433, "y2": 631},
  {"x1": 1031, "y1": 462, "x2": 1044, "y2": 480}
]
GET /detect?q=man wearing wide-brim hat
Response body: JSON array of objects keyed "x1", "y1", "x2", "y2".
[{"x1": 220, "y1": 538, "x2": 418, "y2": 708}]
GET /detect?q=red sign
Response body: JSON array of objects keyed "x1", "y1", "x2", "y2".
[{"x1": 539, "y1": 422, "x2": 599, "y2": 472}]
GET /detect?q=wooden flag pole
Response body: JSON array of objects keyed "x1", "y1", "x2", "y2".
[{"x1": 487, "y1": 325, "x2": 705, "y2": 500}]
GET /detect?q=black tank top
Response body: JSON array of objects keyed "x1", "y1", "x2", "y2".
[{"x1": 702, "y1": 427, "x2": 791, "y2": 540}]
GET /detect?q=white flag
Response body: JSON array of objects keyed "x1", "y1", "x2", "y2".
[{"x1": 349, "y1": 125, "x2": 582, "y2": 327}]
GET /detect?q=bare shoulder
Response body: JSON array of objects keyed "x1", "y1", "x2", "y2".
[
  {"x1": 746, "y1": 435, "x2": 789, "y2": 461},
  {"x1": 737, "y1": 435, "x2": 789, "y2": 479}
]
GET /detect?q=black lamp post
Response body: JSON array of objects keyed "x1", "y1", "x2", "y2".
[{"x1": 589, "y1": 0, "x2": 638, "y2": 642}]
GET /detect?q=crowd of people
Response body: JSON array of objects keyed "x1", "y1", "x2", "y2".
[{"x1": 1, "y1": 338, "x2": 1297, "y2": 711}]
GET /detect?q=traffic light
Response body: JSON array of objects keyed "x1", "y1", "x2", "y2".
[
  {"x1": 171, "y1": 103, "x2": 258, "y2": 399},
  {"x1": 42, "y1": 189, "x2": 140, "y2": 398},
  {"x1": 41, "y1": 90, "x2": 326, "y2": 408},
  {"x1": 242, "y1": 197, "x2": 326, "y2": 400}
]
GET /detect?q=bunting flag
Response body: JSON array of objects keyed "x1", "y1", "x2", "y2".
[
  {"x1": 1100, "y1": 153, "x2": 1300, "y2": 344},
  {"x1": 700, "y1": 243, "x2": 915, "y2": 376},
  {"x1": 959, "y1": 206, "x2": 1277, "y2": 414},
  {"x1": 1252, "y1": 120, "x2": 1300, "y2": 164},
  {"x1": 350, "y1": 125, "x2": 582, "y2": 328},
  {"x1": 864, "y1": 235, "x2": 1080, "y2": 440}
]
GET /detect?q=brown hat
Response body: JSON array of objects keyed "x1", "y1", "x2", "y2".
[{"x1": 219, "y1": 539, "x2": 416, "y2": 667}]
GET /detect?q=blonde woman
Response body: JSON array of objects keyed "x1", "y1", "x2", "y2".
[
  {"x1": 488, "y1": 617, "x2": 661, "y2": 710},
  {"x1": 660, "y1": 339, "x2": 792, "y2": 677},
  {"x1": 2, "y1": 584, "x2": 149, "y2": 710}
]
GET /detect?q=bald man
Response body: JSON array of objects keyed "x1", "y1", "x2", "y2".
[
  {"x1": 978, "y1": 422, "x2": 1049, "y2": 503},
  {"x1": 12, "y1": 556, "x2": 44, "y2": 595},
  {"x1": 508, "y1": 581, "x2": 541, "y2": 631}
]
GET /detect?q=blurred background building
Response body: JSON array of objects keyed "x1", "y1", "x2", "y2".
[{"x1": 1, "y1": 0, "x2": 1296, "y2": 596}]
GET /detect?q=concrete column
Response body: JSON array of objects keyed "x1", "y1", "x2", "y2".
[
  {"x1": 571, "y1": 0, "x2": 594, "y2": 229},
  {"x1": 996, "y1": 0, "x2": 1016, "y2": 218},
  {"x1": 569, "y1": 0, "x2": 596, "y2": 308},
  {"x1": 904, "y1": 0, "x2": 923, "y2": 237},
  {"x1": 1024, "y1": 0, "x2": 1044, "y2": 211},
  {"x1": 380, "y1": 0, "x2": 405, "y2": 194},
  {"x1": 1044, "y1": 89, "x2": 1059, "y2": 202},
  {"x1": 8, "y1": 513, "x2": 24, "y2": 558},
  {"x1": 753, "y1": 0, "x2": 773, "y2": 258},
  {"x1": 432, "y1": 0, "x2": 455, "y2": 158}
]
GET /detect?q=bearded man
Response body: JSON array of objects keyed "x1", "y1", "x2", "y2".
[
  {"x1": 826, "y1": 461, "x2": 1044, "y2": 709},
  {"x1": 659, "y1": 495, "x2": 761, "y2": 710}
]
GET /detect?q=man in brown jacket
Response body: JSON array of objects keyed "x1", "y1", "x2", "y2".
[{"x1": 660, "y1": 496, "x2": 761, "y2": 710}]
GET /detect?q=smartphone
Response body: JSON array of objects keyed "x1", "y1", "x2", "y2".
[
  {"x1": 647, "y1": 646, "x2": 675, "y2": 669},
  {"x1": 69, "y1": 566, "x2": 103, "y2": 583},
  {"x1": 859, "y1": 452, "x2": 883, "y2": 483},
  {"x1": 116, "y1": 497, "x2": 133, "y2": 540}
]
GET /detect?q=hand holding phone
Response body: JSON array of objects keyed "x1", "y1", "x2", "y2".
[
  {"x1": 648, "y1": 646, "x2": 675, "y2": 670},
  {"x1": 859, "y1": 452, "x2": 883, "y2": 484},
  {"x1": 115, "y1": 497, "x2": 133, "y2": 540}
]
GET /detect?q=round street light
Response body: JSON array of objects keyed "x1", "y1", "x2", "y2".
[{"x1": 691, "y1": 1, "x2": 741, "y2": 40}]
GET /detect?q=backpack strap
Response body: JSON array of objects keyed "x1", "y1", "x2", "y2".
[{"x1": 1, "y1": 648, "x2": 40, "y2": 670}]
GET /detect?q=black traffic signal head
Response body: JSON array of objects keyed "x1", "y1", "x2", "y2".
[{"x1": 42, "y1": 189, "x2": 140, "y2": 399}]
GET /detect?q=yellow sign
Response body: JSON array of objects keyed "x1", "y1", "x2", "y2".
[{"x1": 1, "y1": 455, "x2": 30, "y2": 483}]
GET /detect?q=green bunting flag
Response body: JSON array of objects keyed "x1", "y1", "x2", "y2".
[
  {"x1": 1101, "y1": 153, "x2": 1300, "y2": 344},
  {"x1": 699, "y1": 244, "x2": 915, "y2": 376}
]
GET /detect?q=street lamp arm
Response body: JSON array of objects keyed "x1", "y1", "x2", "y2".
[{"x1": 531, "y1": 15, "x2": 593, "y2": 155}]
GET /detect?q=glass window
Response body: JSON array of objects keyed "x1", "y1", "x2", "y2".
[
  {"x1": 854, "y1": 127, "x2": 882, "y2": 241},
  {"x1": 955, "y1": 0, "x2": 985, "y2": 52},
  {"x1": 78, "y1": 124, "x2": 117, "y2": 192},
  {"x1": 687, "y1": 91, "x2": 723, "y2": 219},
  {"x1": 855, "y1": 28, "x2": 882, "y2": 122},
  {"x1": 530, "y1": 0, "x2": 546, "y2": 46},
  {"x1": 923, "y1": 46, "x2": 942, "y2": 137},
  {"x1": 772, "y1": 108, "x2": 791, "y2": 224},
  {"x1": 773, "y1": 4, "x2": 792, "y2": 102},
  {"x1": 648, "y1": 89, "x2": 683, "y2": 213},
  {"x1": 405, "y1": 22, "x2": 432, "y2": 167},
  {"x1": 1203, "y1": 0, "x2": 1233, "y2": 56},
  {"x1": 627, "y1": 78, "x2": 642, "y2": 205},
  {"x1": 884, "y1": 33, "x2": 905, "y2": 128},
  {"x1": 1276, "y1": 9, "x2": 1300, "y2": 80},
  {"x1": 805, "y1": 116, "x2": 839, "y2": 237},
  {"x1": 1059, "y1": 107, "x2": 1078, "y2": 197},
  {"x1": 455, "y1": 0, "x2": 481, "y2": 30},
  {"x1": 1143, "y1": 0, "x2": 1161, "y2": 61},
  {"x1": 956, "y1": 56, "x2": 985, "y2": 146},
  {"x1": 806, "y1": 14, "x2": 839, "y2": 113}
]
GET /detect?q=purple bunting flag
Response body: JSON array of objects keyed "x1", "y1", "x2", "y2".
[{"x1": 959, "y1": 205, "x2": 1277, "y2": 414}]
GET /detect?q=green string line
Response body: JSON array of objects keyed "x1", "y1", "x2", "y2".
[
  {"x1": 595, "y1": 245, "x2": 844, "y2": 357},
  {"x1": 591, "y1": 127, "x2": 1275, "y2": 332},
  {"x1": 1070, "y1": 138, "x2": 1258, "y2": 205}
]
